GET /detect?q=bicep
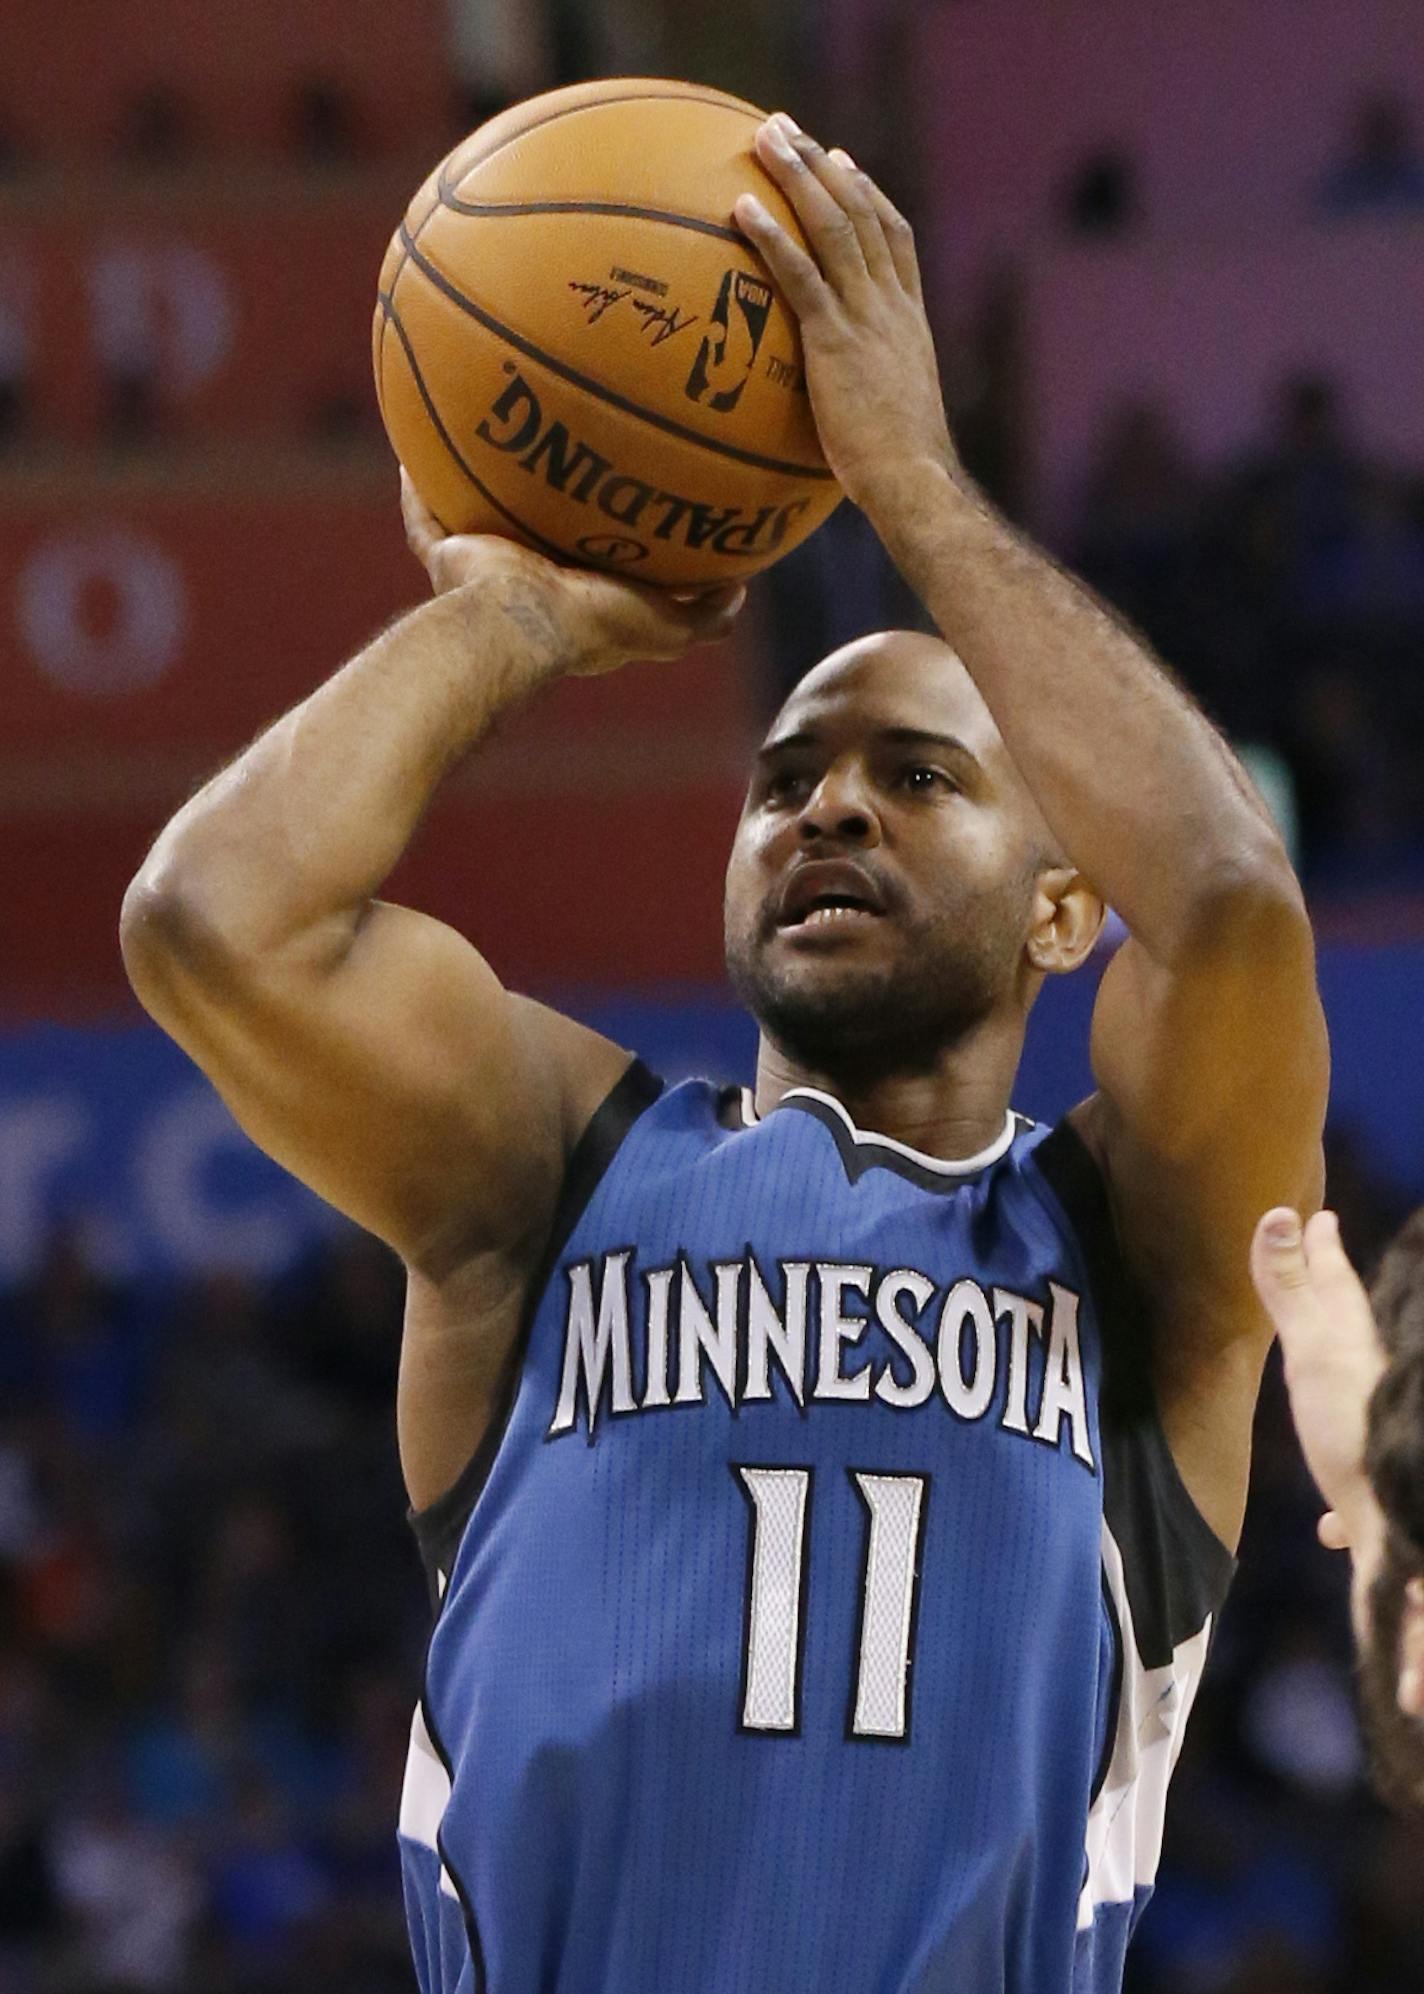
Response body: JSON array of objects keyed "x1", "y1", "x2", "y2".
[{"x1": 129, "y1": 894, "x2": 627, "y2": 1271}]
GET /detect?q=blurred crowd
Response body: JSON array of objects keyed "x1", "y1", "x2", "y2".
[
  {"x1": 1070, "y1": 375, "x2": 1424, "y2": 893},
  {"x1": 0, "y1": 1229, "x2": 425, "y2": 1992}
]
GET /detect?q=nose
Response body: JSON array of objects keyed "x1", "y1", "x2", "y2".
[{"x1": 796, "y1": 762, "x2": 882, "y2": 847}]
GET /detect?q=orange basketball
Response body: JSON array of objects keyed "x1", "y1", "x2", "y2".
[{"x1": 373, "y1": 79, "x2": 842, "y2": 589}]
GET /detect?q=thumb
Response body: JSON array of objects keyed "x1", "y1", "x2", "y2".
[{"x1": 1251, "y1": 1207, "x2": 1313, "y2": 1304}]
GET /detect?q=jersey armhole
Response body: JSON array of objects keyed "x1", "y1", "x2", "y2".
[
  {"x1": 1030, "y1": 1119, "x2": 1237, "y2": 1668},
  {"x1": 407, "y1": 1057, "x2": 664, "y2": 1600}
]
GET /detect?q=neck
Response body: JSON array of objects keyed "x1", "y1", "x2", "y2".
[{"x1": 752, "y1": 1010, "x2": 1025, "y2": 1162}]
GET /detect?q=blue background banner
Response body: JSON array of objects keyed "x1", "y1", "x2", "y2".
[{"x1": 1, "y1": 944, "x2": 1419, "y2": 1283}]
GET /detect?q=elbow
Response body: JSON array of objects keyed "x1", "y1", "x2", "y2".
[
  {"x1": 119, "y1": 865, "x2": 238, "y2": 1013},
  {"x1": 1182, "y1": 831, "x2": 1312, "y2": 959}
]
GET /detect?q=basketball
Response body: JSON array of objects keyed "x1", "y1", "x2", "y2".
[{"x1": 373, "y1": 79, "x2": 842, "y2": 589}]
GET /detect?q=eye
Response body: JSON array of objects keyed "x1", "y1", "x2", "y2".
[
  {"x1": 897, "y1": 763, "x2": 955, "y2": 796},
  {"x1": 763, "y1": 767, "x2": 812, "y2": 805}
]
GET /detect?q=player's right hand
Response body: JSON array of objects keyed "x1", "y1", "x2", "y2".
[{"x1": 400, "y1": 470, "x2": 745, "y2": 676}]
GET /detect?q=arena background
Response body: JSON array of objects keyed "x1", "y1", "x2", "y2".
[{"x1": 3, "y1": 2, "x2": 1424, "y2": 1987}]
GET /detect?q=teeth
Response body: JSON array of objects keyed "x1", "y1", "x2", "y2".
[{"x1": 805, "y1": 905, "x2": 871, "y2": 925}]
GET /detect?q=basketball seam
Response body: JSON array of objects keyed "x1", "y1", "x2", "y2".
[
  {"x1": 442, "y1": 86, "x2": 764, "y2": 199},
  {"x1": 397, "y1": 222, "x2": 833, "y2": 483},
  {"x1": 437, "y1": 194, "x2": 746, "y2": 247},
  {"x1": 383, "y1": 184, "x2": 448, "y2": 315},
  {"x1": 377, "y1": 290, "x2": 574, "y2": 562}
]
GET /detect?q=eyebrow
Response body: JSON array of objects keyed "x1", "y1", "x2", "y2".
[{"x1": 756, "y1": 726, "x2": 982, "y2": 767}]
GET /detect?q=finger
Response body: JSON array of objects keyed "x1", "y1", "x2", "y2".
[
  {"x1": 1317, "y1": 1510, "x2": 1347, "y2": 1550},
  {"x1": 831, "y1": 149, "x2": 923, "y2": 299},
  {"x1": 399, "y1": 468, "x2": 443, "y2": 564},
  {"x1": 733, "y1": 192, "x2": 827, "y2": 323},
  {"x1": 751, "y1": 114, "x2": 868, "y2": 291},
  {"x1": 790, "y1": 133, "x2": 897, "y2": 284},
  {"x1": 1301, "y1": 1209, "x2": 1375, "y2": 1329},
  {"x1": 1250, "y1": 1208, "x2": 1329, "y2": 1349},
  {"x1": 1398, "y1": 1582, "x2": 1424, "y2": 1716},
  {"x1": 579, "y1": 573, "x2": 746, "y2": 657}
]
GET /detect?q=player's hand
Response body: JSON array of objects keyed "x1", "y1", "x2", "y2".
[
  {"x1": 733, "y1": 116, "x2": 956, "y2": 515},
  {"x1": 1250, "y1": 1208, "x2": 1387, "y2": 1556},
  {"x1": 400, "y1": 470, "x2": 745, "y2": 676}
]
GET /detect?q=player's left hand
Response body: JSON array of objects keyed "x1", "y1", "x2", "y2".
[
  {"x1": 734, "y1": 115, "x2": 956, "y2": 514},
  {"x1": 1250, "y1": 1208, "x2": 1386, "y2": 1558}
]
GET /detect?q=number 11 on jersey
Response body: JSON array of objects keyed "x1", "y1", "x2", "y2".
[{"x1": 734, "y1": 1466, "x2": 929, "y2": 1742}]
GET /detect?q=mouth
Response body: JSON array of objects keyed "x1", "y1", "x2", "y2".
[{"x1": 774, "y1": 861, "x2": 889, "y2": 934}]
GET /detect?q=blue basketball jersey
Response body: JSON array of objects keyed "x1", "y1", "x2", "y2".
[{"x1": 400, "y1": 1064, "x2": 1233, "y2": 1994}]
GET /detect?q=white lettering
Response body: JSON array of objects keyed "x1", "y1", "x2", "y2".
[
  {"x1": 874, "y1": 1270, "x2": 937, "y2": 1409},
  {"x1": 936, "y1": 1278, "x2": 996, "y2": 1421},
  {"x1": 995, "y1": 1286, "x2": 1045, "y2": 1435},
  {"x1": 550, "y1": 1252, "x2": 635, "y2": 1436},
  {"x1": 816, "y1": 1264, "x2": 874, "y2": 1401},
  {"x1": 1034, "y1": 1281, "x2": 1094, "y2": 1466},
  {"x1": 642, "y1": 1265, "x2": 674, "y2": 1409},
  {"x1": 744, "y1": 1259, "x2": 809, "y2": 1406},
  {"x1": 675, "y1": 1260, "x2": 742, "y2": 1407}
]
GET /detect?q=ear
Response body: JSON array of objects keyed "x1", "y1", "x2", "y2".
[{"x1": 1025, "y1": 867, "x2": 1105, "y2": 977}]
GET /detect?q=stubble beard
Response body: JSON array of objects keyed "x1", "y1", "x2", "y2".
[{"x1": 725, "y1": 898, "x2": 1023, "y2": 1083}]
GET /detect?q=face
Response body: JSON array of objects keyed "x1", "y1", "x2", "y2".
[{"x1": 724, "y1": 632, "x2": 1059, "y2": 1075}]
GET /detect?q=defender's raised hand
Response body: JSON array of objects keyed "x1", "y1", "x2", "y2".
[
  {"x1": 734, "y1": 115, "x2": 956, "y2": 513},
  {"x1": 1250, "y1": 1209, "x2": 1386, "y2": 1557}
]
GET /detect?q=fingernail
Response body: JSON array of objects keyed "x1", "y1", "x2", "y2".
[
  {"x1": 774, "y1": 112, "x2": 802, "y2": 136},
  {"x1": 830, "y1": 147, "x2": 858, "y2": 171},
  {"x1": 1265, "y1": 1212, "x2": 1301, "y2": 1249},
  {"x1": 760, "y1": 122, "x2": 799, "y2": 164},
  {"x1": 736, "y1": 193, "x2": 773, "y2": 228}
]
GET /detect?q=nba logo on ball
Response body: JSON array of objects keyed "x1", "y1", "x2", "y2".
[
  {"x1": 374, "y1": 78, "x2": 843, "y2": 588},
  {"x1": 685, "y1": 271, "x2": 773, "y2": 415}
]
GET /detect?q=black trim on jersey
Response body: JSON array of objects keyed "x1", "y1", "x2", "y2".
[
  {"x1": 775, "y1": 1091, "x2": 1034, "y2": 1194},
  {"x1": 1032, "y1": 1120, "x2": 1236, "y2": 1671},
  {"x1": 715, "y1": 1083, "x2": 750, "y2": 1133},
  {"x1": 419, "y1": 1687, "x2": 489, "y2": 1994},
  {"x1": 408, "y1": 1058, "x2": 664, "y2": 1598},
  {"x1": 1090, "y1": 1567, "x2": 1125, "y2": 1808}
]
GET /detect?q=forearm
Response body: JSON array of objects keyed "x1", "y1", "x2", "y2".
[
  {"x1": 131, "y1": 575, "x2": 566, "y2": 959},
  {"x1": 870, "y1": 458, "x2": 1287, "y2": 950}
]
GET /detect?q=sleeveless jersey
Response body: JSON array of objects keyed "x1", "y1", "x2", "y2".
[{"x1": 399, "y1": 1065, "x2": 1234, "y2": 1994}]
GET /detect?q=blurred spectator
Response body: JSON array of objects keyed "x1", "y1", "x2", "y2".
[
  {"x1": 114, "y1": 86, "x2": 199, "y2": 172},
  {"x1": 444, "y1": 0, "x2": 555, "y2": 128},
  {"x1": 1060, "y1": 146, "x2": 1142, "y2": 237},
  {"x1": 1064, "y1": 371, "x2": 1424, "y2": 886},
  {"x1": 1317, "y1": 93, "x2": 1424, "y2": 218},
  {"x1": 1075, "y1": 400, "x2": 1202, "y2": 647},
  {"x1": 288, "y1": 76, "x2": 362, "y2": 165},
  {"x1": 50, "y1": 1772, "x2": 201, "y2": 1990},
  {"x1": 1228, "y1": 376, "x2": 1369, "y2": 596}
]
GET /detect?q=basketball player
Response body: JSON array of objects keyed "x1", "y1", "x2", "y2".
[
  {"x1": 120, "y1": 115, "x2": 1327, "y2": 1991},
  {"x1": 1252, "y1": 1207, "x2": 1424, "y2": 1804}
]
